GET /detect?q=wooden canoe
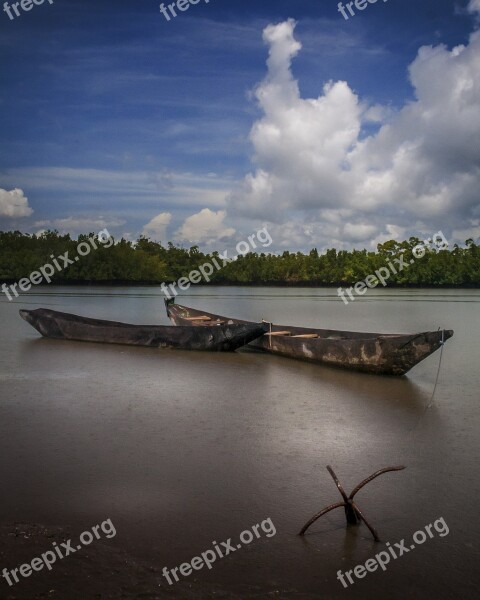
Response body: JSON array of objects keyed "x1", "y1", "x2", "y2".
[
  {"x1": 19, "y1": 308, "x2": 268, "y2": 352},
  {"x1": 164, "y1": 300, "x2": 453, "y2": 375}
]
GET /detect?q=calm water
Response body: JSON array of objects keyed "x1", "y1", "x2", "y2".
[{"x1": 1, "y1": 286, "x2": 479, "y2": 598}]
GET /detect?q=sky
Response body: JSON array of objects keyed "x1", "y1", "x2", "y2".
[{"x1": 1, "y1": 0, "x2": 479, "y2": 252}]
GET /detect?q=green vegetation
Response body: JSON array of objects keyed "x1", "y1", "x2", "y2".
[{"x1": 1, "y1": 230, "x2": 479, "y2": 286}]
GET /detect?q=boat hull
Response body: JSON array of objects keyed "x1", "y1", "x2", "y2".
[
  {"x1": 165, "y1": 301, "x2": 453, "y2": 375},
  {"x1": 19, "y1": 308, "x2": 268, "y2": 352}
]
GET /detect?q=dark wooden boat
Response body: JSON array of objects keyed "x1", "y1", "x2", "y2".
[
  {"x1": 165, "y1": 300, "x2": 453, "y2": 375},
  {"x1": 19, "y1": 308, "x2": 268, "y2": 352}
]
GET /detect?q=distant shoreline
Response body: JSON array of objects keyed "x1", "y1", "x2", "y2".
[
  {"x1": 2, "y1": 279, "x2": 479, "y2": 289},
  {"x1": 2, "y1": 231, "x2": 479, "y2": 289}
]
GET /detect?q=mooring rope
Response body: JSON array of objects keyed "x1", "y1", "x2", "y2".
[
  {"x1": 411, "y1": 328, "x2": 446, "y2": 437},
  {"x1": 427, "y1": 328, "x2": 446, "y2": 409}
]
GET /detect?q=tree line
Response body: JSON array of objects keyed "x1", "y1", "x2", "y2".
[{"x1": 0, "y1": 230, "x2": 479, "y2": 286}]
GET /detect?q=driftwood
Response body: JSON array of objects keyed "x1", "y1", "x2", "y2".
[{"x1": 299, "y1": 465, "x2": 406, "y2": 541}]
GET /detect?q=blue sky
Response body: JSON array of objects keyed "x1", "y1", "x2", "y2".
[{"x1": 1, "y1": 0, "x2": 479, "y2": 251}]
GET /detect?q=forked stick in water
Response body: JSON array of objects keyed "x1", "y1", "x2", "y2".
[{"x1": 299, "y1": 465, "x2": 405, "y2": 541}]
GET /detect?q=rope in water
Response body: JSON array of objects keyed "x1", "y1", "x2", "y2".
[
  {"x1": 427, "y1": 328, "x2": 446, "y2": 409},
  {"x1": 411, "y1": 328, "x2": 446, "y2": 438}
]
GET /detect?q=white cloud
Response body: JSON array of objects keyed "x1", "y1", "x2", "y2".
[
  {"x1": 369, "y1": 224, "x2": 408, "y2": 249},
  {"x1": 452, "y1": 220, "x2": 480, "y2": 243},
  {"x1": 343, "y1": 223, "x2": 378, "y2": 243},
  {"x1": 1, "y1": 167, "x2": 233, "y2": 209},
  {"x1": 468, "y1": 0, "x2": 480, "y2": 16},
  {"x1": 142, "y1": 212, "x2": 172, "y2": 241},
  {"x1": 176, "y1": 209, "x2": 235, "y2": 245},
  {"x1": 227, "y1": 18, "x2": 480, "y2": 248},
  {"x1": 0, "y1": 188, "x2": 33, "y2": 217},
  {"x1": 34, "y1": 216, "x2": 125, "y2": 236}
]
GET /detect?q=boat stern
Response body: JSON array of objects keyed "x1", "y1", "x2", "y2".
[
  {"x1": 19, "y1": 308, "x2": 62, "y2": 338},
  {"x1": 19, "y1": 309, "x2": 33, "y2": 324},
  {"x1": 19, "y1": 309, "x2": 45, "y2": 336}
]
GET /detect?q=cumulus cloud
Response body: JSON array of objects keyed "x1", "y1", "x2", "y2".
[
  {"x1": 142, "y1": 212, "x2": 172, "y2": 241},
  {"x1": 176, "y1": 209, "x2": 236, "y2": 244},
  {"x1": 0, "y1": 188, "x2": 33, "y2": 217},
  {"x1": 34, "y1": 216, "x2": 125, "y2": 236},
  {"x1": 452, "y1": 220, "x2": 480, "y2": 243},
  {"x1": 468, "y1": 0, "x2": 480, "y2": 16},
  {"x1": 227, "y1": 18, "x2": 480, "y2": 248}
]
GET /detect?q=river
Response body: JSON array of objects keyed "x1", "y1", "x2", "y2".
[{"x1": 0, "y1": 286, "x2": 479, "y2": 598}]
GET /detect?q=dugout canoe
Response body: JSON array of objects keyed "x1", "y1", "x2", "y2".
[
  {"x1": 19, "y1": 308, "x2": 268, "y2": 352},
  {"x1": 165, "y1": 300, "x2": 453, "y2": 375}
]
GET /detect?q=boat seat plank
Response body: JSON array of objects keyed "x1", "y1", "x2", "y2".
[
  {"x1": 265, "y1": 331, "x2": 291, "y2": 336},
  {"x1": 183, "y1": 316, "x2": 212, "y2": 321},
  {"x1": 291, "y1": 334, "x2": 319, "y2": 339}
]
